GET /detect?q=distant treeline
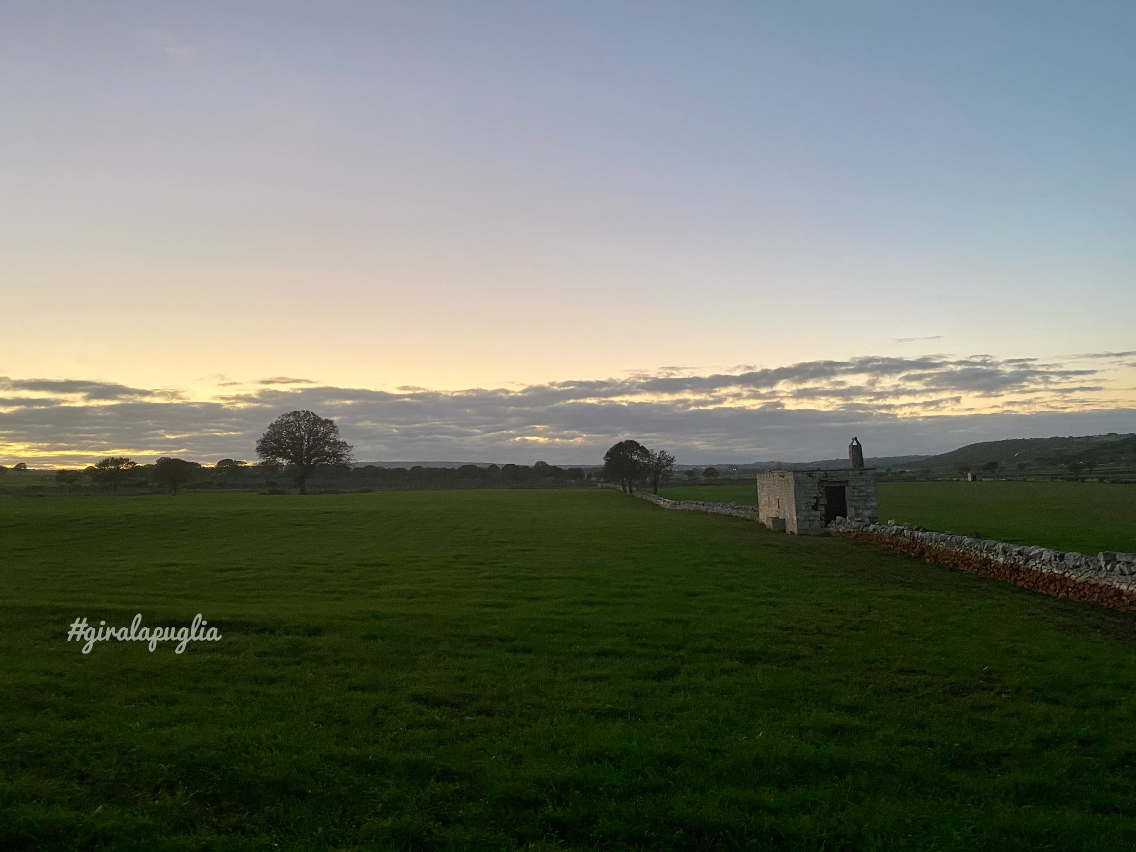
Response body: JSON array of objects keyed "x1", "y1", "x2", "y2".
[{"x1": 0, "y1": 458, "x2": 601, "y2": 495}]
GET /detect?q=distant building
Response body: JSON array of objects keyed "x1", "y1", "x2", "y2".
[{"x1": 757, "y1": 440, "x2": 879, "y2": 535}]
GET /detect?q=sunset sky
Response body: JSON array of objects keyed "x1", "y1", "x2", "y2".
[{"x1": 1, "y1": 1, "x2": 1133, "y2": 465}]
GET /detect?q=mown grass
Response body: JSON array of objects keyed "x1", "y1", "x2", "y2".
[
  {"x1": 0, "y1": 472, "x2": 57, "y2": 489},
  {"x1": 2, "y1": 489, "x2": 1136, "y2": 850},
  {"x1": 659, "y1": 483, "x2": 758, "y2": 505},
  {"x1": 877, "y1": 480, "x2": 1136, "y2": 555},
  {"x1": 660, "y1": 480, "x2": 1136, "y2": 554}
]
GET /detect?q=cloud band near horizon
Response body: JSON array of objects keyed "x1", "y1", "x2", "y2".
[{"x1": 1, "y1": 353, "x2": 1133, "y2": 467}]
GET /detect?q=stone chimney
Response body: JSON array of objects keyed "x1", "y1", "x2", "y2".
[{"x1": 849, "y1": 437, "x2": 865, "y2": 469}]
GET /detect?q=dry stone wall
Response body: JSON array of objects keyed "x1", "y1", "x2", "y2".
[
  {"x1": 629, "y1": 489, "x2": 761, "y2": 520},
  {"x1": 604, "y1": 484, "x2": 1136, "y2": 613},
  {"x1": 829, "y1": 518, "x2": 1136, "y2": 613}
]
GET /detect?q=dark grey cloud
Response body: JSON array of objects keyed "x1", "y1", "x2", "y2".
[
  {"x1": 500, "y1": 355, "x2": 1097, "y2": 402},
  {"x1": 0, "y1": 376, "x2": 175, "y2": 402},
  {"x1": 1, "y1": 355, "x2": 1132, "y2": 466}
]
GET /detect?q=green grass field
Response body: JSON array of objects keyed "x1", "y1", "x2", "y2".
[
  {"x1": 659, "y1": 483, "x2": 758, "y2": 504},
  {"x1": 660, "y1": 480, "x2": 1136, "y2": 554},
  {"x1": 3, "y1": 489, "x2": 1136, "y2": 850},
  {"x1": 877, "y1": 481, "x2": 1136, "y2": 555}
]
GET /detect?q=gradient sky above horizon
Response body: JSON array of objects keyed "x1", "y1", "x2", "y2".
[{"x1": 1, "y1": 2, "x2": 1134, "y2": 463}]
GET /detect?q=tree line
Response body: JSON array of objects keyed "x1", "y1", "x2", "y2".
[
  {"x1": 39, "y1": 457, "x2": 595, "y2": 495},
  {"x1": 6, "y1": 411, "x2": 706, "y2": 496},
  {"x1": 31, "y1": 411, "x2": 599, "y2": 495}
]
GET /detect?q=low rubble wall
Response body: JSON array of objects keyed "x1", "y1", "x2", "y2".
[
  {"x1": 830, "y1": 518, "x2": 1136, "y2": 613},
  {"x1": 601, "y1": 484, "x2": 1136, "y2": 613},
  {"x1": 630, "y1": 490, "x2": 761, "y2": 520}
]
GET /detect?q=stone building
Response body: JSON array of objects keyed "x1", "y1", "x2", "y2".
[{"x1": 757, "y1": 439, "x2": 879, "y2": 535}]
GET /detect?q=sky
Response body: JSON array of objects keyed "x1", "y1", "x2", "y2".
[{"x1": 1, "y1": 1, "x2": 1133, "y2": 465}]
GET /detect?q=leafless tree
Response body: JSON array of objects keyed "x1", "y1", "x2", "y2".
[
  {"x1": 255, "y1": 410, "x2": 353, "y2": 494},
  {"x1": 645, "y1": 450, "x2": 676, "y2": 495}
]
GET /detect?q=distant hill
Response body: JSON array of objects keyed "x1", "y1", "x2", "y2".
[
  {"x1": 912, "y1": 433, "x2": 1136, "y2": 471},
  {"x1": 767, "y1": 455, "x2": 930, "y2": 471},
  {"x1": 701, "y1": 435, "x2": 1136, "y2": 477},
  {"x1": 354, "y1": 434, "x2": 1136, "y2": 476}
]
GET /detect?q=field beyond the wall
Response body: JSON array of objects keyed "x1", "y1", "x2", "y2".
[
  {"x1": 660, "y1": 480, "x2": 1136, "y2": 555},
  {"x1": 3, "y1": 489, "x2": 1136, "y2": 850}
]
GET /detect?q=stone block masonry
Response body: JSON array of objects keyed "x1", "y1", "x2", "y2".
[{"x1": 757, "y1": 468, "x2": 878, "y2": 534}]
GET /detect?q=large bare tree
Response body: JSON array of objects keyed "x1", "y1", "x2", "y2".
[{"x1": 255, "y1": 410, "x2": 353, "y2": 494}]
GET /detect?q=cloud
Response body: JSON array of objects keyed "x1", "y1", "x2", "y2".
[
  {"x1": 258, "y1": 377, "x2": 317, "y2": 386},
  {"x1": 1, "y1": 354, "x2": 1133, "y2": 466},
  {"x1": 1070, "y1": 351, "x2": 1136, "y2": 360},
  {"x1": 0, "y1": 377, "x2": 180, "y2": 403},
  {"x1": 893, "y1": 335, "x2": 943, "y2": 344}
]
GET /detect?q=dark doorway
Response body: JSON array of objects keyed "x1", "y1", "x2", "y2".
[{"x1": 823, "y1": 485, "x2": 847, "y2": 524}]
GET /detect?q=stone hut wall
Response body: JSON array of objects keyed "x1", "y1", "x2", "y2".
[
  {"x1": 757, "y1": 469, "x2": 879, "y2": 534},
  {"x1": 790, "y1": 471, "x2": 826, "y2": 534},
  {"x1": 757, "y1": 471, "x2": 795, "y2": 531},
  {"x1": 789, "y1": 470, "x2": 879, "y2": 533}
]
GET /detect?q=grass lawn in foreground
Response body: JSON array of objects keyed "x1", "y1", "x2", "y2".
[
  {"x1": 2, "y1": 489, "x2": 1136, "y2": 850},
  {"x1": 660, "y1": 480, "x2": 1135, "y2": 555}
]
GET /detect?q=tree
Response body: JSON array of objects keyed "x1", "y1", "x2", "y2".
[
  {"x1": 89, "y1": 457, "x2": 136, "y2": 494},
  {"x1": 603, "y1": 440, "x2": 650, "y2": 493},
  {"x1": 153, "y1": 457, "x2": 201, "y2": 495},
  {"x1": 703, "y1": 467, "x2": 719, "y2": 479},
  {"x1": 215, "y1": 458, "x2": 247, "y2": 484},
  {"x1": 683, "y1": 469, "x2": 697, "y2": 479},
  {"x1": 13, "y1": 462, "x2": 28, "y2": 473},
  {"x1": 55, "y1": 470, "x2": 82, "y2": 492},
  {"x1": 255, "y1": 410, "x2": 353, "y2": 494},
  {"x1": 645, "y1": 449, "x2": 676, "y2": 495},
  {"x1": 982, "y1": 461, "x2": 999, "y2": 472}
]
